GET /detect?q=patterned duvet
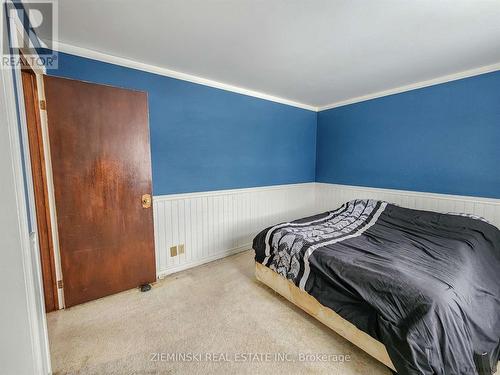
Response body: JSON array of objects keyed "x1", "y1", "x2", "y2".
[{"x1": 253, "y1": 200, "x2": 500, "y2": 375}]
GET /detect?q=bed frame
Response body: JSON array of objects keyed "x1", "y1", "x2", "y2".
[
  {"x1": 255, "y1": 261, "x2": 397, "y2": 372},
  {"x1": 256, "y1": 262, "x2": 500, "y2": 375}
]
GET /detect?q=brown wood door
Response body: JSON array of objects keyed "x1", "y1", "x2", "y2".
[{"x1": 43, "y1": 75, "x2": 156, "y2": 307}]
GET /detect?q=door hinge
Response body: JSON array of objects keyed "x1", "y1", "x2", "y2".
[
  {"x1": 39, "y1": 100, "x2": 46, "y2": 110},
  {"x1": 57, "y1": 280, "x2": 63, "y2": 289}
]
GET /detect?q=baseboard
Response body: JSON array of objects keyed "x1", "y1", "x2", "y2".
[{"x1": 156, "y1": 243, "x2": 251, "y2": 278}]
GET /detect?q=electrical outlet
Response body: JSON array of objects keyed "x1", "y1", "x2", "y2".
[
  {"x1": 178, "y1": 244, "x2": 185, "y2": 254},
  {"x1": 170, "y1": 246, "x2": 177, "y2": 257}
]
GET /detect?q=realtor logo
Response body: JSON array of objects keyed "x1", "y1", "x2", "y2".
[{"x1": 2, "y1": 0, "x2": 58, "y2": 69}]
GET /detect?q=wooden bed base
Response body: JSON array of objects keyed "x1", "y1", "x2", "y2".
[
  {"x1": 255, "y1": 262, "x2": 397, "y2": 372},
  {"x1": 256, "y1": 262, "x2": 500, "y2": 375}
]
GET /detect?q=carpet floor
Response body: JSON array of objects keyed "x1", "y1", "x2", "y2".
[{"x1": 47, "y1": 250, "x2": 391, "y2": 375}]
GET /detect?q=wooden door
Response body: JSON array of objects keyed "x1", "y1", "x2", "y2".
[
  {"x1": 21, "y1": 65, "x2": 58, "y2": 312},
  {"x1": 43, "y1": 76, "x2": 156, "y2": 307}
]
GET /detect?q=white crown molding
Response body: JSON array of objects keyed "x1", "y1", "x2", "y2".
[
  {"x1": 53, "y1": 42, "x2": 318, "y2": 112},
  {"x1": 318, "y1": 62, "x2": 500, "y2": 112},
  {"x1": 52, "y1": 42, "x2": 500, "y2": 114}
]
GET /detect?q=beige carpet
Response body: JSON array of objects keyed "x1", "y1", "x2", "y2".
[{"x1": 47, "y1": 250, "x2": 391, "y2": 375}]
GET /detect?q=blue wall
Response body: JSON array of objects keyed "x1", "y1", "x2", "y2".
[
  {"x1": 50, "y1": 53, "x2": 499, "y2": 199},
  {"x1": 48, "y1": 53, "x2": 317, "y2": 195},
  {"x1": 316, "y1": 71, "x2": 500, "y2": 199}
]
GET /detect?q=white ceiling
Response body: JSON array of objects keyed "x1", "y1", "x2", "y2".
[{"x1": 39, "y1": 0, "x2": 500, "y2": 109}]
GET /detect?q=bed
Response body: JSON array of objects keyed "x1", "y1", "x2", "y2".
[{"x1": 253, "y1": 199, "x2": 500, "y2": 375}]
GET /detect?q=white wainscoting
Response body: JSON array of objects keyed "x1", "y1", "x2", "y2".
[
  {"x1": 153, "y1": 183, "x2": 317, "y2": 278},
  {"x1": 154, "y1": 182, "x2": 500, "y2": 278},
  {"x1": 315, "y1": 183, "x2": 500, "y2": 228}
]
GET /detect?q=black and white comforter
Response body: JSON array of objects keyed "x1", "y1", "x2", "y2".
[{"x1": 253, "y1": 200, "x2": 500, "y2": 375}]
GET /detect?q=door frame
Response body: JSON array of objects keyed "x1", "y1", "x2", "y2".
[
  {"x1": 20, "y1": 55, "x2": 59, "y2": 312},
  {"x1": 17, "y1": 52, "x2": 65, "y2": 311}
]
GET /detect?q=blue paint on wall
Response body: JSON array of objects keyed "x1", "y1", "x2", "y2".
[
  {"x1": 48, "y1": 52, "x2": 317, "y2": 195},
  {"x1": 316, "y1": 71, "x2": 500, "y2": 199},
  {"x1": 49, "y1": 53, "x2": 499, "y2": 199}
]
